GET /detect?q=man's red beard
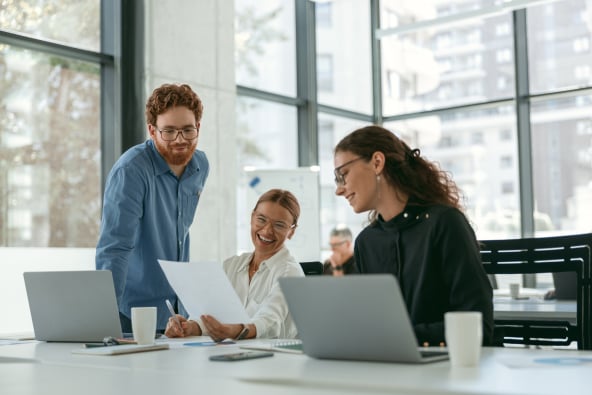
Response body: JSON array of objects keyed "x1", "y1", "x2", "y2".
[{"x1": 154, "y1": 139, "x2": 197, "y2": 166}]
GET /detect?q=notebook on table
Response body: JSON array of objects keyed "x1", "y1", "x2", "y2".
[
  {"x1": 72, "y1": 343, "x2": 169, "y2": 355},
  {"x1": 240, "y1": 339, "x2": 303, "y2": 354},
  {"x1": 23, "y1": 270, "x2": 123, "y2": 342},
  {"x1": 279, "y1": 275, "x2": 449, "y2": 364}
]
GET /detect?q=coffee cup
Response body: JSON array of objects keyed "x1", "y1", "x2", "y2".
[
  {"x1": 131, "y1": 306, "x2": 157, "y2": 345},
  {"x1": 509, "y1": 283, "x2": 520, "y2": 299},
  {"x1": 445, "y1": 311, "x2": 482, "y2": 368}
]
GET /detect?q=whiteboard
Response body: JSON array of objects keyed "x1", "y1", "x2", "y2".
[{"x1": 237, "y1": 168, "x2": 321, "y2": 263}]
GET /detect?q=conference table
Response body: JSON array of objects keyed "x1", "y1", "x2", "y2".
[
  {"x1": 494, "y1": 296, "x2": 576, "y2": 322},
  {"x1": 1, "y1": 337, "x2": 592, "y2": 395},
  {"x1": 493, "y1": 294, "x2": 581, "y2": 348}
]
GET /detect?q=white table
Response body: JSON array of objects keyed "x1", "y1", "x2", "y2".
[
  {"x1": 494, "y1": 296, "x2": 577, "y2": 322},
  {"x1": 2, "y1": 337, "x2": 592, "y2": 395}
]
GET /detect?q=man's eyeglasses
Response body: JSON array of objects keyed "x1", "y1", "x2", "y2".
[
  {"x1": 329, "y1": 240, "x2": 348, "y2": 249},
  {"x1": 334, "y1": 157, "x2": 365, "y2": 186},
  {"x1": 252, "y1": 213, "x2": 296, "y2": 234},
  {"x1": 156, "y1": 126, "x2": 198, "y2": 141}
]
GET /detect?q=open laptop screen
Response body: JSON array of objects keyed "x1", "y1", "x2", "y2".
[{"x1": 24, "y1": 270, "x2": 122, "y2": 342}]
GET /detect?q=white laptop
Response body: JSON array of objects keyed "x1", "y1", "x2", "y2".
[
  {"x1": 279, "y1": 274, "x2": 449, "y2": 363},
  {"x1": 23, "y1": 271, "x2": 123, "y2": 342}
]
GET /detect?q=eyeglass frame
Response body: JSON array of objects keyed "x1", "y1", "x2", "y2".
[
  {"x1": 329, "y1": 240, "x2": 348, "y2": 249},
  {"x1": 333, "y1": 157, "x2": 365, "y2": 186},
  {"x1": 251, "y1": 212, "x2": 296, "y2": 234},
  {"x1": 155, "y1": 126, "x2": 199, "y2": 141}
]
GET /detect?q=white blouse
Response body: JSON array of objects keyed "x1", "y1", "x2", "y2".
[{"x1": 199, "y1": 246, "x2": 304, "y2": 338}]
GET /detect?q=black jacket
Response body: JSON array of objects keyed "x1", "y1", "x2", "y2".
[{"x1": 354, "y1": 204, "x2": 494, "y2": 346}]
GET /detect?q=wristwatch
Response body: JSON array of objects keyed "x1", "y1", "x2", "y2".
[{"x1": 235, "y1": 324, "x2": 250, "y2": 340}]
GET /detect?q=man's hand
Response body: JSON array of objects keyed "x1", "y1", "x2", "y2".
[{"x1": 328, "y1": 252, "x2": 345, "y2": 276}]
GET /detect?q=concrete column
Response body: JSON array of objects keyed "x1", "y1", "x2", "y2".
[{"x1": 145, "y1": 0, "x2": 237, "y2": 263}]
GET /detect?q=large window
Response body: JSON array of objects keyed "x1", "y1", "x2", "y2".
[
  {"x1": 235, "y1": 0, "x2": 296, "y2": 97},
  {"x1": 531, "y1": 94, "x2": 592, "y2": 234},
  {"x1": 315, "y1": 0, "x2": 373, "y2": 114},
  {"x1": 0, "y1": 47, "x2": 101, "y2": 247},
  {"x1": 385, "y1": 105, "x2": 521, "y2": 240},
  {"x1": 318, "y1": 113, "x2": 368, "y2": 260},
  {"x1": 236, "y1": 96, "x2": 298, "y2": 169},
  {"x1": 0, "y1": 0, "x2": 100, "y2": 51},
  {"x1": 527, "y1": 1, "x2": 592, "y2": 94},
  {"x1": 380, "y1": 7, "x2": 514, "y2": 114},
  {"x1": 0, "y1": 1, "x2": 107, "y2": 248},
  {"x1": 235, "y1": 0, "x2": 592, "y2": 259}
]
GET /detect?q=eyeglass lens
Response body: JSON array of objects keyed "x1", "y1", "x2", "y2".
[
  {"x1": 334, "y1": 157, "x2": 363, "y2": 186},
  {"x1": 158, "y1": 127, "x2": 198, "y2": 141},
  {"x1": 253, "y1": 214, "x2": 293, "y2": 233}
]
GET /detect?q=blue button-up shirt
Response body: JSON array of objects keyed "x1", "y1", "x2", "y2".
[{"x1": 96, "y1": 139, "x2": 209, "y2": 330}]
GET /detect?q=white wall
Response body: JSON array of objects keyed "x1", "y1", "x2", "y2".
[{"x1": 0, "y1": 248, "x2": 95, "y2": 334}]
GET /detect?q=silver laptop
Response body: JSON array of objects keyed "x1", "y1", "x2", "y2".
[
  {"x1": 23, "y1": 271, "x2": 123, "y2": 342},
  {"x1": 279, "y1": 274, "x2": 448, "y2": 363}
]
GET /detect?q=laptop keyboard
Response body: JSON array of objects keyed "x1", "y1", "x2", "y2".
[{"x1": 273, "y1": 340, "x2": 303, "y2": 352}]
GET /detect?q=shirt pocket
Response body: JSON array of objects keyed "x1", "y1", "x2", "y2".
[{"x1": 181, "y1": 189, "x2": 201, "y2": 228}]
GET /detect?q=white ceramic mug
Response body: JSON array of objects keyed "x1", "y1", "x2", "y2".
[
  {"x1": 131, "y1": 306, "x2": 157, "y2": 345},
  {"x1": 509, "y1": 283, "x2": 520, "y2": 299},
  {"x1": 445, "y1": 311, "x2": 482, "y2": 368}
]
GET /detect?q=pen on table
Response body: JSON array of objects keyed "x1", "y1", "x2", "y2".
[
  {"x1": 165, "y1": 299, "x2": 182, "y2": 329},
  {"x1": 84, "y1": 343, "x2": 108, "y2": 348},
  {"x1": 84, "y1": 337, "x2": 126, "y2": 348}
]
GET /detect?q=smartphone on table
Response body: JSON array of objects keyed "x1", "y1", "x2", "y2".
[{"x1": 209, "y1": 351, "x2": 274, "y2": 362}]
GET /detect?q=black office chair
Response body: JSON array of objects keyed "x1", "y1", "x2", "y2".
[
  {"x1": 299, "y1": 261, "x2": 324, "y2": 276},
  {"x1": 480, "y1": 233, "x2": 592, "y2": 350}
]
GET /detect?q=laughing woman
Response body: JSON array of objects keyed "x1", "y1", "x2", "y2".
[
  {"x1": 333, "y1": 125, "x2": 495, "y2": 347},
  {"x1": 165, "y1": 189, "x2": 304, "y2": 340}
]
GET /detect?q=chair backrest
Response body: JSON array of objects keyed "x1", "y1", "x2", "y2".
[
  {"x1": 299, "y1": 261, "x2": 324, "y2": 276},
  {"x1": 480, "y1": 233, "x2": 591, "y2": 276},
  {"x1": 479, "y1": 233, "x2": 592, "y2": 349}
]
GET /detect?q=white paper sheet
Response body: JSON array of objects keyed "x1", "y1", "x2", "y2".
[{"x1": 158, "y1": 260, "x2": 250, "y2": 323}]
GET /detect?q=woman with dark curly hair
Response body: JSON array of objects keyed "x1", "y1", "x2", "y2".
[{"x1": 333, "y1": 125, "x2": 494, "y2": 346}]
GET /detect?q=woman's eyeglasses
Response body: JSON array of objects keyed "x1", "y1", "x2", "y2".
[
  {"x1": 252, "y1": 213, "x2": 296, "y2": 234},
  {"x1": 334, "y1": 157, "x2": 364, "y2": 186}
]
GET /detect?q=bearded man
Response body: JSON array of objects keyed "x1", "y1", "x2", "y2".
[{"x1": 96, "y1": 83, "x2": 209, "y2": 333}]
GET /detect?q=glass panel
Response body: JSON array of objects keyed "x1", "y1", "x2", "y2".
[
  {"x1": 531, "y1": 95, "x2": 592, "y2": 235},
  {"x1": 384, "y1": 105, "x2": 520, "y2": 240},
  {"x1": 528, "y1": 0, "x2": 592, "y2": 94},
  {"x1": 235, "y1": 0, "x2": 296, "y2": 96},
  {"x1": 315, "y1": 0, "x2": 372, "y2": 114},
  {"x1": 0, "y1": 45, "x2": 101, "y2": 247},
  {"x1": 317, "y1": 113, "x2": 369, "y2": 261},
  {"x1": 0, "y1": 0, "x2": 101, "y2": 52},
  {"x1": 380, "y1": 2, "x2": 514, "y2": 115},
  {"x1": 235, "y1": 97, "x2": 297, "y2": 255},
  {"x1": 381, "y1": 0, "x2": 508, "y2": 28},
  {"x1": 236, "y1": 96, "x2": 298, "y2": 169}
]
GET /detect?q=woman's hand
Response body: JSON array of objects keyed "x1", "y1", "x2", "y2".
[
  {"x1": 164, "y1": 315, "x2": 200, "y2": 338},
  {"x1": 200, "y1": 315, "x2": 244, "y2": 342}
]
